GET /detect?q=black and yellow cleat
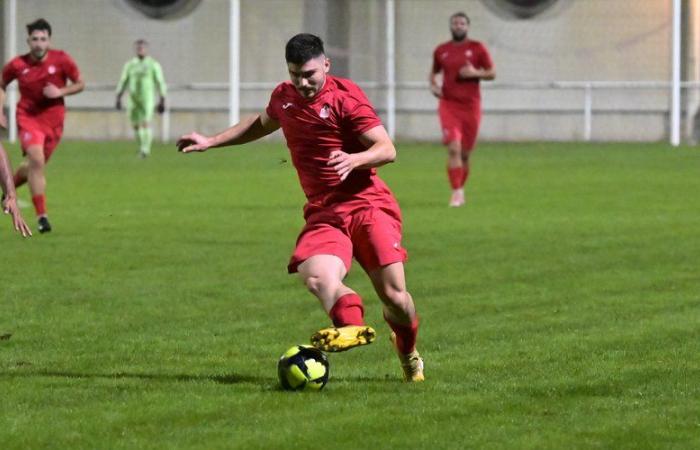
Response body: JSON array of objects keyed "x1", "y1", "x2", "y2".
[
  {"x1": 310, "y1": 325, "x2": 376, "y2": 352},
  {"x1": 390, "y1": 332, "x2": 425, "y2": 382}
]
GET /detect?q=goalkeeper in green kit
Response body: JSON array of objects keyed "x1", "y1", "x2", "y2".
[{"x1": 115, "y1": 39, "x2": 167, "y2": 158}]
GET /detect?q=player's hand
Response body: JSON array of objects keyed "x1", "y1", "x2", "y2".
[
  {"x1": 458, "y1": 63, "x2": 480, "y2": 79},
  {"x1": 429, "y1": 84, "x2": 442, "y2": 98},
  {"x1": 0, "y1": 111, "x2": 6, "y2": 129},
  {"x1": 2, "y1": 194, "x2": 32, "y2": 237},
  {"x1": 156, "y1": 98, "x2": 165, "y2": 114},
  {"x1": 177, "y1": 132, "x2": 212, "y2": 153},
  {"x1": 43, "y1": 83, "x2": 63, "y2": 99},
  {"x1": 327, "y1": 150, "x2": 358, "y2": 181},
  {"x1": 115, "y1": 97, "x2": 122, "y2": 110}
]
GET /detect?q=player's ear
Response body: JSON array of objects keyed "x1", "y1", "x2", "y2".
[{"x1": 323, "y1": 57, "x2": 331, "y2": 74}]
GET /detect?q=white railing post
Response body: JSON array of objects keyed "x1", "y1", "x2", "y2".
[
  {"x1": 161, "y1": 104, "x2": 170, "y2": 142},
  {"x1": 584, "y1": 83, "x2": 592, "y2": 141},
  {"x1": 229, "y1": 0, "x2": 240, "y2": 125},
  {"x1": 4, "y1": 0, "x2": 17, "y2": 143},
  {"x1": 385, "y1": 0, "x2": 396, "y2": 139},
  {"x1": 671, "y1": 0, "x2": 682, "y2": 146}
]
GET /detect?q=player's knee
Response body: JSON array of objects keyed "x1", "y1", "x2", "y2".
[
  {"x1": 27, "y1": 154, "x2": 45, "y2": 170},
  {"x1": 380, "y1": 284, "x2": 410, "y2": 308},
  {"x1": 303, "y1": 274, "x2": 338, "y2": 298},
  {"x1": 447, "y1": 142, "x2": 461, "y2": 157}
]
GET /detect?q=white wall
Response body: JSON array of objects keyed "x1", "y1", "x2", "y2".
[{"x1": 3, "y1": 0, "x2": 685, "y2": 142}]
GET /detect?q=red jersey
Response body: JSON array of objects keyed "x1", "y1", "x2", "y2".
[
  {"x1": 266, "y1": 75, "x2": 391, "y2": 204},
  {"x1": 432, "y1": 40, "x2": 493, "y2": 105},
  {"x1": 2, "y1": 49, "x2": 80, "y2": 126}
]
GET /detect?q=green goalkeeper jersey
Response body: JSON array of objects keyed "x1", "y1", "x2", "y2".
[{"x1": 116, "y1": 56, "x2": 167, "y2": 101}]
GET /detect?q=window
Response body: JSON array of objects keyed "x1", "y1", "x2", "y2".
[
  {"x1": 123, "y1": 0, "x2": 202, "y2": 20},
  {"x1": 480, "y1": 0, "x2": 563, "y2": 19}
]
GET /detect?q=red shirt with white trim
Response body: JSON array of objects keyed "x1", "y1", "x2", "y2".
[
  {"x1": 2, "y1": 49, "x2": 80, "y2": 126},
  {"x1": 432, "y1": 40, "x2": 493, "y2": 105},
  {"x1": 266, "y1": 75, "x2": 391, "y2": 204}
]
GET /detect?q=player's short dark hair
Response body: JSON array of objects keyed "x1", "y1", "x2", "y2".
[
  {"x1": 285, "y1": 34, "x2": 325, "y2": 65},
  {"x1": 135, "y1": 39, "x2": 148, "y2": 46},
  {"x1": 450, "y1": 12, "x2": 470, "y2": 24},
  {"x1": 26, "y1": 18, "x2": 52, "y2": 36}
]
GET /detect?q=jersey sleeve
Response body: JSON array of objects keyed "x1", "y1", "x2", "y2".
[
  {"x1": 61, "y1": 52, "x2": 81, "y2": 82},
  {"x1": 432, "y1": 47, "x2": 442, "y2": 74},
  {"x1": 478, "y1": 43, "x2": 494, "y2": 70},
  {"x1": 153, "y1": 60, "x2": 167, "y2": 97},
  {"x1": 341, "y1": 89, "x2": 383, "y2": 135},
  {"x1": 265, "y1": 84, "x2": 284, "y2": 121},
  {"x1": 116, "y1": 62, "x2": 129, "y2": 94},
  {"x1": 1, "y1": 60, "x2": 17, "y2": 87}
]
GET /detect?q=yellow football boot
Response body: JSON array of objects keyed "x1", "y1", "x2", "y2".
[
  {"x1": 310, "y1": 325, "x2": 376, "y2": 352},
  {"x1": 390, "y1": 332, "x2": 425, "y2": 382}
]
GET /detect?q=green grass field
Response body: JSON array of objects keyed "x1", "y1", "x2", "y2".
[{"x1": 1, "y1": 140, "x2": 698, "y2": 449}]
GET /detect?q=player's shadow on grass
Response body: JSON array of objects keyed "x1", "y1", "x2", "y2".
[{"x1": 1, "y1": 369, "x2": 272, "y2": 385}]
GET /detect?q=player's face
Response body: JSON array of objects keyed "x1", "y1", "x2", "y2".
[
  {"x1": 135, "y1": 43, "x2": 148, "y2": 58},
  {"x1": 287, "y1": 55, "x2": 330, "y2": 99},
  {"x1": 450, "y1": 16, "x2": 469, "y2": 41},
  {"x1": 27, "y1": 30, "x2": 50, "y2": 60}
]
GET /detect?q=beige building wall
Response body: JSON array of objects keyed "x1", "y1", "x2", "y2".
[{"x1": 1, "y1": 0, "x2": 685, "y2": 142}]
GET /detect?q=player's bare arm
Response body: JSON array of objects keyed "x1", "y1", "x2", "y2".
[
  {"x1": 429, "y1": 71, "x2": 442, "y2": 98},
  {"x1": 177, "y1": 111, "x2": 281, "y2": 153},
  {"x1": 0, "y1": 81, "x2": 7, "y2": 128},
  {"x1": 327, "y1": 125, "x2": 396, "y2": 181},
  {"x1": 0, "y1": 147, "x2": 32, "y2": 237},
  {"x1": 43, "y1": 78, "x2": 85, "y2": 99},
  {"x1": 458, "y1": 63, "x2": 496, "y2": 81}
]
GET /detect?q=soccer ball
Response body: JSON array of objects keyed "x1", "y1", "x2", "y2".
[{"x1": 277, "y1": 345, "x2": 329, "y2": 391}]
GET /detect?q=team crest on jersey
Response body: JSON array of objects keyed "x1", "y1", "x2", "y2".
[
  {"x1": 48, "y1": 65, "x2": 56, "y2": 74},
  {"x1": 21, "y1": 68, "x2": 30, "y2": 76},
  {"x1": 319, "y1": 104, "x2": 330, "y2": 119},
  {"x1": 465, "y1": 50, "x2": 473, "y2": 57}
]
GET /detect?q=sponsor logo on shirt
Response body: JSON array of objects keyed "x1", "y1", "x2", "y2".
[
  {"x1": 21, "y1": 68, "x2": 30, "y2": 76},
  {"x1": 465, "y1": 50, "x2": 473, "y2": 57},
  {"x1": 22, "y1": 131, "x2": 32, "y2": 142},
  {"x1": 319, "y1": 104, "x2": 330, "y2": 119},
  {"x1": 441, "y1": 51, "x2": 449, "y2": 60},
  {"x1": 48, "y1": 65, "x2": 56, "y2": 75}
]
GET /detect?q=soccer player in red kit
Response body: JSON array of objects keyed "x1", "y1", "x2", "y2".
[
  {"x1": 430, "y1": 12, "x2": 495, "y2": 207},
  {"x1": 0, "y1": 18, "x2": 84, "y2": 233},
  {"x1": 177, "y1": 34, "x2": 424, "y2": 382}
]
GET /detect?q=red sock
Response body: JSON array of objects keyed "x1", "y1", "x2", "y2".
[
  {"x1": 329, "y1": 293, "x2": 365, "y2": 327},
  {"x1": 13, "y1": 172, "x2": 26, "y2": 189},
  {"x1": 385, "y1": 315, "x2": 419, "y2": 354},
  {"x1": 32, "y1": 194, "x2": 46, "y2": 217},
  {"x1": 460, "y1": 165, "x2": 470, "y2": 187},
  {"x1": 447, "y1": 167, "x2": 463, "y2": 190}
]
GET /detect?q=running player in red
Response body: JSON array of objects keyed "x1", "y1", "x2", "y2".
[
  {"x1": 0, "y1": 18, "x2": 84, "y2": 233},
  {"x1": 177, "y1": 34, "x2": 424, "y2": 382},
  {"x1": 431, "y1": 12, "x2": 495, "y2": 207},
  {"x1": 1, "y1": 142, "x2": 32, "y2": 237}
]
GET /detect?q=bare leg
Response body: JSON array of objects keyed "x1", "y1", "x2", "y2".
[
  {"x1": 297, "y1": 254, "x2": 354, "y2": 314},
  {"x1": 25, "y1": 146, "x2": 46, "y2": 204},
  {"x1": 447, "y1": 141, "x2": 465, "y2": 207},
  {"x1": 368, "y1": 262, "x2": 424, "y2": 381},
  {"x1": 300, "y1": 254, "x2": 376, "y2": 351}
]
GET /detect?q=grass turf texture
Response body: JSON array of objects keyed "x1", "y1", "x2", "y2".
[{"x1": 1, "y1": 140, "x2": 698, "y2": 449}]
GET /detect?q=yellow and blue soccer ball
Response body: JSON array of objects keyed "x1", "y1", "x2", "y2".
[{"x1": 277, "y1": 345, "x2": 329, "y2": 391}]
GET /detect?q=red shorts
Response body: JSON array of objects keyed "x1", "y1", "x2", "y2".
[
  {"x1": 288, "y1": 197, "x2": 408, "y2": 274},
  {"x1": 438, "y1": 99, "x2": 481, "y2": 151},
  {"x1": 17, "y1": 114, "x2": 64, "y2": 162}
]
